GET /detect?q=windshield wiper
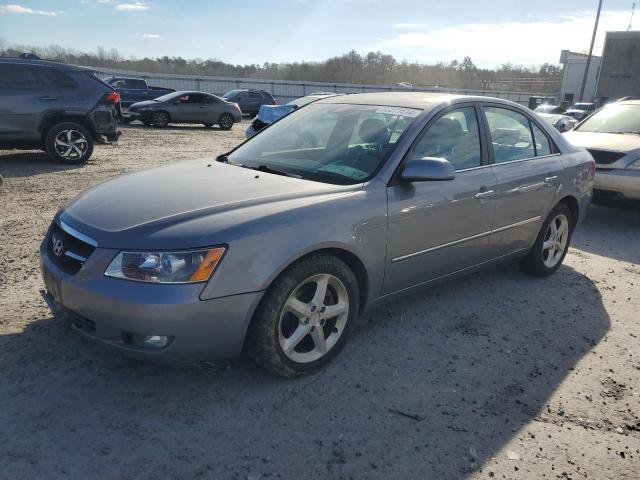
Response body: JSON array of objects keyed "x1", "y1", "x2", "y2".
[
  {"x1": 610, "y1": 131, "x2": 640, "y2": 135},
  {"x1": 252, "y1": 164, "x2": 303, "y2": 178}
]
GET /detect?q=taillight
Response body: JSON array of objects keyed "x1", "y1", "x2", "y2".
[
  {"x1": 590, "y1": 158, "x2": 596, "y2": 178},
  {"x1": 233, "y1": 102, "x2": 241, "y2": 111},
  {"x1": 102, "y1": 92, "x2": 120, "y2": 104},
  {"x1": 271, "y1": 98, "x2": 276, "y2": 105}
]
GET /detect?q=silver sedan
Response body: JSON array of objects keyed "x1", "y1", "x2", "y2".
[
  {"x1": 564, "y1": 99, "x2": 640, "y2": 202},
  {"x1": 40, "y1": 93, "x2": 594, "y2": 377}
]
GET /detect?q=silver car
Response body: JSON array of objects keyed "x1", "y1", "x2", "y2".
[
  {"x1": 128, "y1": 91, "x2": 242, "y2": 129},
  {"x1": 564, "y1": 99, "x2": 640, "y2": 202},
  {"x1": 40, "y1": 93, "x2": 594, "y2": 377}
]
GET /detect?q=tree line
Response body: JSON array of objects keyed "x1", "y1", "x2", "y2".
[{"x1": 0, "y1": 40, "x2": 562, "y2": 93}]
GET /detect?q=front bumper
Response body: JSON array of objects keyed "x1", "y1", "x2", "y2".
[
  {"x1": 594, "y1": 168, "x2": 640, "y2": 201},
  {"x1": 40, "y1": 238, "x2": 263, "y2": 364}
]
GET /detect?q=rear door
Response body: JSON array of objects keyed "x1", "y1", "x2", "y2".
[
  {"x1": 0, "y1": 63, "x2": 62, "y2": 141},
  {"x1": 384, "y1": 104, "x2": 498, "y2": 294},
  {"x1": 481, "y1": 104, "x2": 563, "y2": 256}
]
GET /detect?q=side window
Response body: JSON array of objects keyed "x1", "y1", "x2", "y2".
[
  {"x1": 0, "y1": 64, "x2": 39, "y2": 90},
  {"x1": 38, "y1": 67, "x2": 78, "y2": 89},
  {"x1": 187, "y1": 94, "x2": 206, "y2": 103},
  {"x1": 205, "y1": 95, "x2": 219, "y2": 103},
  {"x1": 484, "y1": 107, "x2": 535, "y2": 163},
  {"x1": 412, "y1": 106, "x2": 482, "y2": 171},
  {"x1": 531, "y1": 123, "x2": 552, "y2": 156},
  {"x1": 249, "y1": 92, "x2": 262, "y2": 99}
]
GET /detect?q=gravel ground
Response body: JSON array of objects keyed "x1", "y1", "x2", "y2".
[{"x1": 0, "y1": 124, "x2": 638, "y2": 480}]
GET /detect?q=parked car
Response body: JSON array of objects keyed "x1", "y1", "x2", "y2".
[
  {"x1": 564, "y1": 99, "x2": 640, "y2": 203},
  {"x1": 102, "y1": 76, "x2": 174, "y2": 121},
  {"x1": 564, "y1": 102, "x2": 597, "y2": 120},
  {"x1": 40, "y1": 93, "x2": 593, "y2": 377},
  {"x1": 536, "y1": 112, "x2": 578, "y2": 133},
  {"x1": 245, "y1": 94, "x2": 340, "y2": 138},
  {"x1": 127, "y1": 91, "x2": 242, "y2": 129},
  {"x1": 534, "y1": 104, "x2": 565, "y2": 114},
  {"x1": 222, "y1": 89, "x2": 276, "y2": 116},
  {"x1": 0, "y1": 57, "x2": 120, "y2": 164}
]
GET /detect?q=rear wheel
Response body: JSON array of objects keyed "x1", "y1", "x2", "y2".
[
  {"x1": 218, "y1": 113, "x2": 234, "y2": 130},
  {"x1": 151, "y1": 111, "x2": 170, "y2": 127},
  {"x1": 519, "y1": 203, "x2": 573, "y2": 277},
  {"x1": 247, "y1": 254, "x2": 359, "y2": 378},
  {"x1": 45, "y1": 122, "x2": 94, "y2": 165}
]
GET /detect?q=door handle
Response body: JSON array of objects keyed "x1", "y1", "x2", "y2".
[
  {"x1": 544, "y1": 175, "x2": 558, "y2": 185},
  {"x1": 39, "y1": 96, "x2": 57, "y2": 101},
  {"x1": 474, "y1": 189, "x2": 495, "y2": 199}
]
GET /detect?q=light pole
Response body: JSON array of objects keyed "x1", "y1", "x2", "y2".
[{"x1": 579, "y1": 0, "x2": 603, "y2": 102}]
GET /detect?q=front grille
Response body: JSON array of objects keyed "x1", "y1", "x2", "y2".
[
  {"x1": 48, "y1": 223, "x2": 96, "y2": 275},
  {"x1": 587, "y1": 149, "x2": 626, "y2": 166}
]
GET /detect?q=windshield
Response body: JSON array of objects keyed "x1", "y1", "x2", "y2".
[
  {"x1": 575, "y1": 104, "x2": 640, "y2": 134},
  {"x1": 223, "y1": 90, "x2": 242, "y2": 98},
  {"x1": 228, "y1": 103, "x2": 421, "y2": 185},
  {"x1": 153, "y1": 92, "x2": 181, "y2": 102}
]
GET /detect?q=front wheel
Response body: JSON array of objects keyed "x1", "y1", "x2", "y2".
[
  {"x1": 519, "y1": 203, "x2": 573, "y2": 277},
  {"x1": 247, "y1": 254, "x2": 359, "y2": 378},
  {"x1": 218, "y1": 113, "x2": 234, "y2": 130},
  {"x1": 151, "y1": 111, "x2": 170, "y2": 127},
  {"x1": 45, "y1": 122, "x2": 94, "y2": 165}
]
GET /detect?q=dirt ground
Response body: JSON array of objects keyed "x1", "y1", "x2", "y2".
[{"x1": 0, "y1": 123, "x2": 638, "y2": 480}]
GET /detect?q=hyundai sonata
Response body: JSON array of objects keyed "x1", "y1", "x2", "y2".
[{"x1": 40, "y1": 93, "x2": 594, "y2": 377}]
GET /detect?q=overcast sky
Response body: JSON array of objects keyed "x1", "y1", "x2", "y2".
[{"x1": 0, "y1": 0, "x2": 637, "y2": 67}]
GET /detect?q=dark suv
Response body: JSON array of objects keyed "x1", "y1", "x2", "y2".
[
  {"x1": 222, "y1": 89, "x2": 276, "y2": 115},
  {"x1": 0, "y1": 58, "x2": 120, "y2": 164}
]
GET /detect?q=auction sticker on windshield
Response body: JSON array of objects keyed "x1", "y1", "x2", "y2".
[{"x1": 375, "y1": 106, "x2": 421, "y2": 117}]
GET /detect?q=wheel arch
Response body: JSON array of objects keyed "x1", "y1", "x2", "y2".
[
  {"x1": 40, "y1": 114, "x2": 97, "y2": 143},
  {"x1": 558, "y1": 195, "x2": 579, "y2": 227}
]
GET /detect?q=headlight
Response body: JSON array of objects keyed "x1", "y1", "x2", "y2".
[
  {"x1": 105, "y1": 247, "x2": 226, "y2": 283},
  {"x1": 626, "y1": 159, "x2": 640, "y2": 170}
]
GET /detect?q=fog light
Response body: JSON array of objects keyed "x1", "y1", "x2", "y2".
[{"x1": 132, "y1": 334, "x2": 172, "y2": 349}]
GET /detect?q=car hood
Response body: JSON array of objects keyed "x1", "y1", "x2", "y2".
[
  {"x1": 59, "y1": 159, "x2": 360, "y2": 249},
  {"x1": 564, "y1": 131, "x2": 640, "y2": 153}
]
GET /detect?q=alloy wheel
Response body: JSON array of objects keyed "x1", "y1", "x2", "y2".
[
  {"x1": 542, "y1": 213, "x2": 569, "y2": 268},
  {"x1": 278, "y1": 273, "x2": 350, "y2": 363},
  {"x1": 54, "y1": 130, "x2": 88, "y2": 160},
  {"x1": 219, "y1": 114, "x2": 233, "y2": 129}
]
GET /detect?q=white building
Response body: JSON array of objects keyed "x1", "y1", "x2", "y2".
[{"x1": 559, "y1": 50, "x2": 601, "y2": 104}]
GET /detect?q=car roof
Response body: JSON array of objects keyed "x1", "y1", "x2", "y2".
[
  {"x1": 615, "y1": 99, "x2": 640, "y2": 105},
  {"x1": 0, "y1": 57, "x2": 92, "y2": 72},
  {"x1": 315, "y1": 91, "x2": 515, "y2": 109},
  {"x1": 172, "y1": 91, "x2": 216, "y2": 96}
]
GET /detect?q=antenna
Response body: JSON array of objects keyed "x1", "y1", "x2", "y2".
[{"x1": 630, "y1": 2, "x2": 636, "y2": 31}]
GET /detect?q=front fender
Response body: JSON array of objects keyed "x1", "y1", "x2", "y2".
[{"x1": 199, "y1": 184, "x2": 388, "y2": 306}]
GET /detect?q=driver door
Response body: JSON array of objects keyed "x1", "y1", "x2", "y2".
[{"x1": 384, "y1": 104, "x2": 497, "y2": 294}]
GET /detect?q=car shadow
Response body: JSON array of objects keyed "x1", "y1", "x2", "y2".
[
  {"x1": 0, "y1": 151, "x2": 84, "y2": 179},
  {"x1": 572, "y1": 204, "x2": 640, "y2": 264},
  {"x1": 0, "y1": 262, "x2": 609, "y2": 479}
]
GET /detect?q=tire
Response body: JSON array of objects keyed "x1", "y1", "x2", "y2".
[
  {"x1": 45, "y1": 122, "x2": 94, "y2": 165},
  {"x1": 218, "y1": 113, "x2": 234, "y2": 130},
  {"x1": 203, "y1": 123, "x2": 214, "y2": 128},
  {"x1": 151, "y1": 111, "x2": 170, "y2": 127},
  {"x1": 246, "y1": 254, "x2": 360, "y2": 378},
  {"x1": 519, "y1": 203, "x2": 573, "y2": 277}
]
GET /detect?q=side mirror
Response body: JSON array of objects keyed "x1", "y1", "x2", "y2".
[{"x1": 401, "y1": 157, "x2": 455, "y2": 181}]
